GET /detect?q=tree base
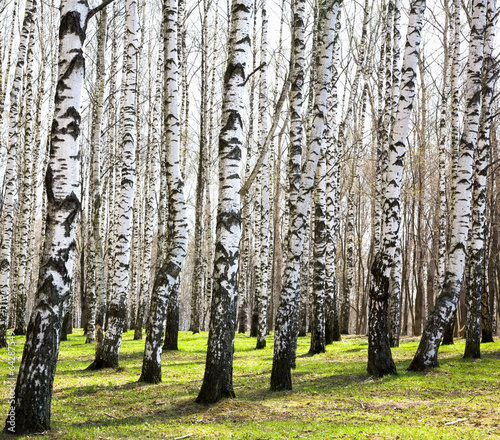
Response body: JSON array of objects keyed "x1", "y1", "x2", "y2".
[
  {"x1": 86, "y1": 358, "x2": 119, "y2": 371},
  {"x1": 407, "y1": 354, "x2": 439, "y2": 372},
  {"x1": 133, "y1": 329, "x2": 142, "y2": 340},
  {"x1": 13, "y1": 328, "x2": 26, "y2": 336},
  {"x1": 196, "y1": 370, "x2": 236, "y2": 404},
  {"x1": 308, "y1": 346, "x2": 326, "y2": 356},
  {"x1": 196, "y1": 389, "x2": 235, "y2": 405},
  {"x1": 138, "y1": 372, "x2": 161, "y2": 384},
  {"x1": 4, "y1": 413, "x2": 49, "y2": 435},
  {"x1": 481, "y1": 331, "x2": 494, "y2": 343},
  {"x1": 270, "y1": 357, "x2": 292, "y2": 391},
  {"x1": 256, "y1": 339, "x2": 266, "y2": 349},
  {"x1": 367, "y1": 346, "x2": 397, "y2": 377}
]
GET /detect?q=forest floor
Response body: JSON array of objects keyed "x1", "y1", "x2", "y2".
[{"x1": 0, "y1": 330, "x2": 499, "y2": 439}]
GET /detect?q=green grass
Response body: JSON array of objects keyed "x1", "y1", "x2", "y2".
[{"x1": 0, "y1": 330, "x2": 499, "y2": 439}]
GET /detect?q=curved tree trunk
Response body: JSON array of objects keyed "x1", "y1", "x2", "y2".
[
  {"x1": 408, "y1": 0, "x2": 486, "y2": 371},
  {"x1": 4, "y1": 0, "x2": 88, "y2": 433}
]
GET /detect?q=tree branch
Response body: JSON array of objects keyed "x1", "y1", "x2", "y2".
[
  {"x1": 88, "y1": 0, "x2": 116, "y2": 22},
  {"x1": 242, "y1": 62, "x2": 266, "y2": 86},
  {"x1": 240, "y1": 72, "x2": 290, "y2": 197}
]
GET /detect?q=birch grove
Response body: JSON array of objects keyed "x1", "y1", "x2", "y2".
[{"x1": 1, "y1": 0, "x2": 500, "y2": 429}]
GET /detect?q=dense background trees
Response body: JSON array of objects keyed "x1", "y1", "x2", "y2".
[{"x1": 0, "y1": 0, "x2": 499, "y2": 432}]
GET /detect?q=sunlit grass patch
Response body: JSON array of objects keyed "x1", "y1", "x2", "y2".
[{"x1": 0, "y1": 330, "x2": 499, "y2": 439}]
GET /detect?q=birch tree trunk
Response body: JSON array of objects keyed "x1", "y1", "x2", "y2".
[
  {"x1": 368, "y1": 0, "x2": 425, "y2": 377},
  {"x1": 271, "y1": 0, "x2": 340, "y2": 391},
  {"x1": 88, "y1": 6, "x2": 107, "y2": 350},
  {"x1": 139, "y1": 0, "x2": 187, "y2": 383},
  {"x1": 256, "y1": 0, "x2": 270, "y2": 350},
  {"x1": 190, "y1": 0, "x2": 209, "y2": 334},
  {"x1": 13, "y1": 34, "x2": 36, "y2": 336},
  {"x1": 464, "y1": 0, "x2": 496, "y2": 358},
  {"x1": 287, "y1": 0, "x2": 306, "y2": 219},
  {"x1": 324, "y1": 9, "x2": 342, "y2": 344},
  {"x1": 4, "y1": 0, "x2": 93, "y2": 432},
  {"x1": 408, "y1": 0, "x2": 486, "y2": 371},
  {"x1": 196, "y1": 0, "x2": 251, "y2": 403},
  {"x1": 0, "y1": 0, "x2": 35, "y2": 348},
  {"x1": 89, "y1": 0, "x2": 138, "y2": 369},
  {"x1": 309, "y1": 151, "x2": 326, "y2": 354}
]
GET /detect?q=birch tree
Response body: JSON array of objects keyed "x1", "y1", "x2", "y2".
[
  {"x1": 4, "y1": 0, "x2": 112, "y2": 432},
  {"x1": 408, "y1": 0, "x2": 486, "y2": 371},
  {"x1": 256, "y1": 0, "x2": 270, "y2": 350},
  {"x1": 309, "y1": 151, "x2": 327, "y2": 354},
  {"x1": 196, "y1": 0, "x2": 251, "y2": 403},
  {"x1": 368, "y1": 0, "x2": 425, "y2": 377},
  {"x1": 0, "y1": 0, "x2": 35, "y2": 347},
  {"x1": 464, "y1": 0, "x2": 496, "y2": 358},
  {"x1": 89, "y1": 0, "x2": 138, "y2": 370},
  {"x1": 271, "y1": 0, "x2": 341, "y2": 391},
  {"x1": 139, "y1": 0, "x2": 187, "y2": 382}
]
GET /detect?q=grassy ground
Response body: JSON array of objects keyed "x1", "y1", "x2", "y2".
[{"x1": 0, "y1": 330, "x2": 499, "y2": 439}]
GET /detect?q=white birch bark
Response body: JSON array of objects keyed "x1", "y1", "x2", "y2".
[
  {"x1": 91, "y1": 0, "x2": 138, "y2": 369},
  {"x1": 409, "y1": 0, "x2": 486, "y2": 371},
  {"x1": 287, "y1": 0, "x2": 306, "y2": 216},
  {"x1": 368, "y1": 0, "x2": 426, "y2": 377},
  {"x1": 0, "y1": 0, "x2": 35, "y2": 347},
  {"x1": 271, "y1": 0, "x2": 340, "y2": 391},
  {"x1": 196, "y1": 0, "x2": 251, "y2": 403},
  {"x1": 139, "y1": 0, "x2": 187, "y2": 383},
  {"x1": 325, "y1": 8, "x2": 342, "y2": 344},
  {"x1": 309, "y1": 150, "x2": 326, "y2": 354},
  {"x1": 87, "y1": 7, "x2": 107, "y2": 349},
  {"x1": 464, "y1": 0, "x2": 496, "y2": 359},
  {"x1": 6, "y1": 0, "x2": 90, "y2": 432},
  {"x1": 256, "y1": 0, "x2": 270, "y2": 350},
  {"x1": 13, "y1": 35, "x2": 36, "y2": 336}
]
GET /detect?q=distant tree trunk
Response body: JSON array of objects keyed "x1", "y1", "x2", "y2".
[
  {"x1": 255, "y1": 0, "x2": 270, "y2": 350},
  {"x1": 13, "y1": 35, "x2": 36, "y2": 337},
  {"x1": 5, "y1": 0, "x2": 90, "y2": 432},
  {"x1": 309, "y1": 152, "x2": 327, "y2": 355},
  {"x1": 325, "y1": 10, "x2": 342, "y2": 344},
  {"x1": 89, "y1": 0, "x2": 138, "y2": 369},
  {"x1": 408, "y1": 0, "x2": 486, "y2": 371},
  {"x1": 88, "y1": 7, "x2": 107, "y2": 352},
  {"x1": 139, "y1": 0, "x2": 188, "y2": 383},
  {"x1": 190, "y1": 0, "x2": 209, "y2": 335},
  {"x1": 341, "y1": 194, "x2": 354, "y2": 334},
  {"x1": 0, "y1": 0, "x2": 35, "y2": 347},
  {"x1": 196, "y1": 0, "x2": 251, "y2": 403},
  {"x1": 368, "y1": 0, "x2": 425, "y2": 377},
  {"x1": 389, "y1": 244, "x2": 402, "y2": 346},
  {"x1": 298, "y1": 212, "x2": 311, "y2": 337}
]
